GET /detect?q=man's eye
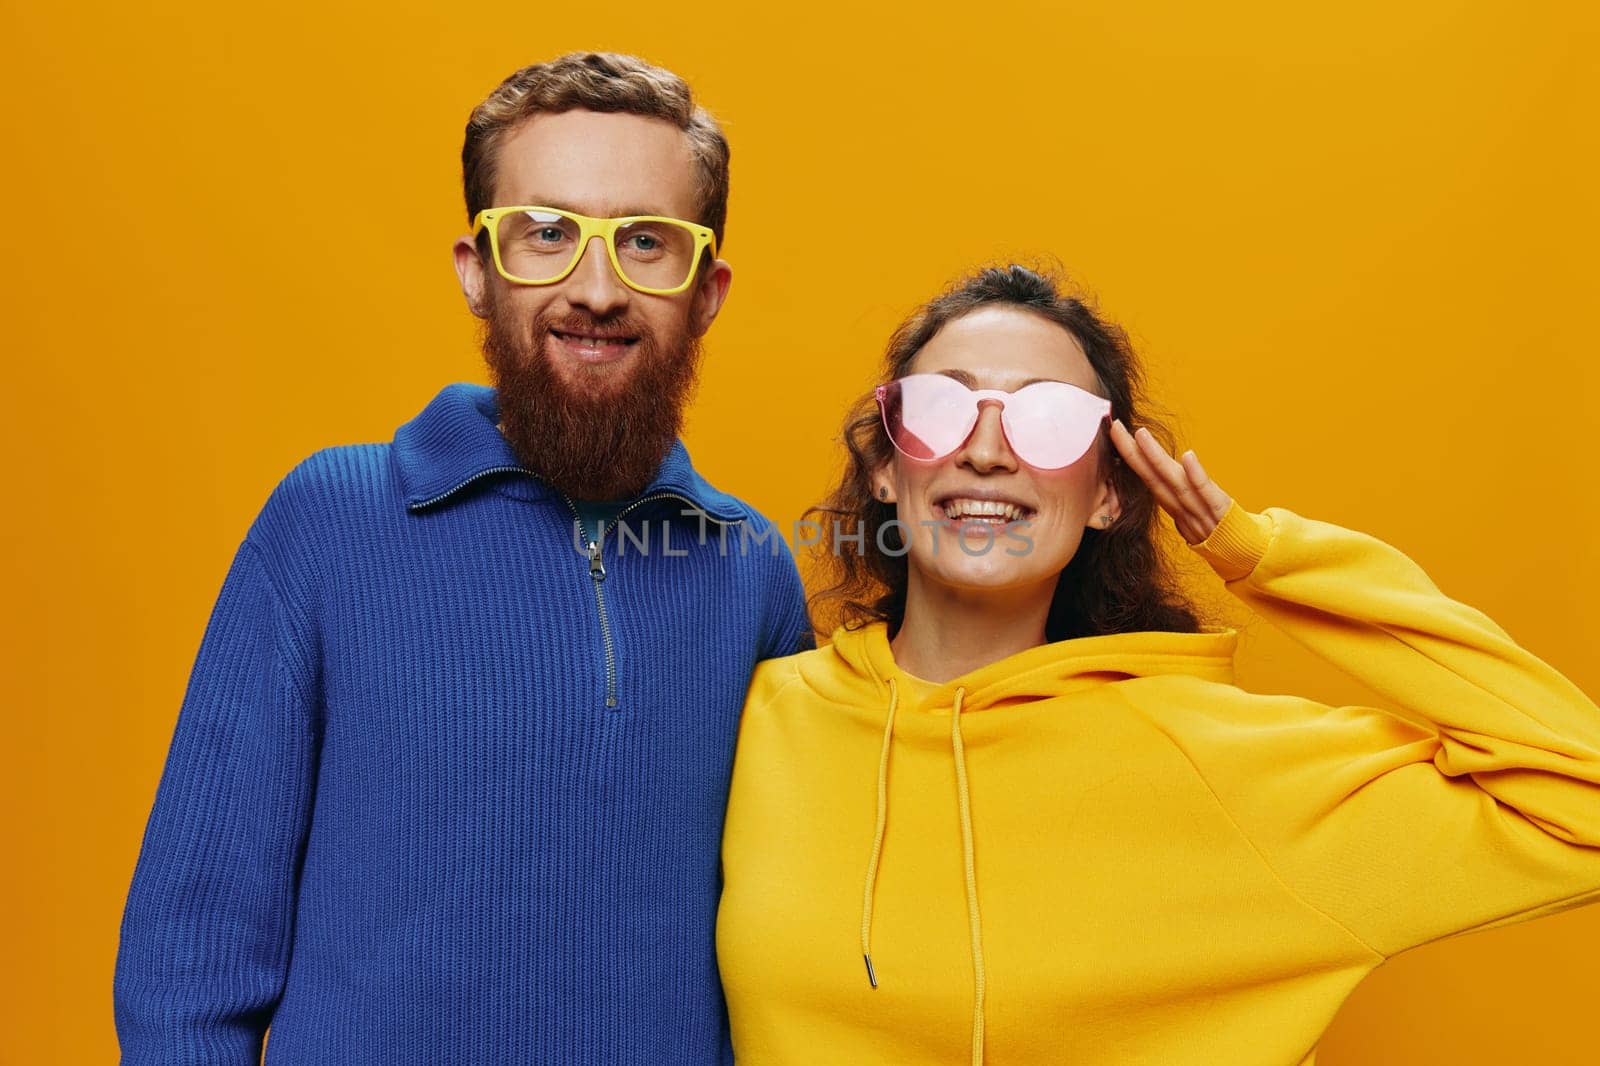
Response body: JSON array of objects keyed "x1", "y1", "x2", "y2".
[
  {"x1": 627, "y1": 234, "x2": 660, "y2": 251},
  {"x1": 534, "y1": 227, "x2": 566, "y2": 242}
]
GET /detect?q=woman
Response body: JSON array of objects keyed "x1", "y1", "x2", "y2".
[{"x1": 716, "y1": 265, "x2": 1600, "y2": 1065}]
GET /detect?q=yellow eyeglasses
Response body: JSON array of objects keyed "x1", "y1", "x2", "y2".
[{"x1": 471, "y1": 205, "x2": 718, "y2": 296}]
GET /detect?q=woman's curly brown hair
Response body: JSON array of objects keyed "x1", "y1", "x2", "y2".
[{"x1": 806, "y1": 263, "x2": 1211, "y2": 642}]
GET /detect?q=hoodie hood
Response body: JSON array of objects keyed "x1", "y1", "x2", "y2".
[
  {"x1": 809, "y1": 619, "x2": 1241, "y2": 712},
  {"x1": 806, "y1": 619, "x2": 1240, "y2": 1066}
]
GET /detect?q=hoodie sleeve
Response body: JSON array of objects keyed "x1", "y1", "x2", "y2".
[{"x1": 1173, "y1": 501, "x2": 1600, "y2": 960}]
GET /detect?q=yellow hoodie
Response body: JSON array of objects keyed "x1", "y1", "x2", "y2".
[{"x1": 717, "y1": 502, "x2": 1600, "y2": 1065}]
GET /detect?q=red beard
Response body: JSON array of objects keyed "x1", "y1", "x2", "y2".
[{"x1": 480, "y1": 289, "x2": 704, "y2": 502}]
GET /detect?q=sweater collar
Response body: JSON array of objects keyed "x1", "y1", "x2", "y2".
[{"x1": 392, "y1": 382, "x2": 750, "y2": 521}]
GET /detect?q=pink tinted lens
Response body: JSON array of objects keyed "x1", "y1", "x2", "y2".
[
  {"x1": 878, "y1": 374, "x2": 977, "y2": 460},
  {"x1": 1000, "y1": 381, "x2": 1113, "y2": 468}
]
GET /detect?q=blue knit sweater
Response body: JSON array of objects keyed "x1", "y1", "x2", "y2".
[{"x1": 113, "y1": 382, "x2": 814, "y2": 1065}]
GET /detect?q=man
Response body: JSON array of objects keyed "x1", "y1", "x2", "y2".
[{"x1": 114, "y1": 52, "x2": 812, "y2": 1065}]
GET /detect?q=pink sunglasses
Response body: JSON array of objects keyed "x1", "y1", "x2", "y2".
[{"x1": 875, "y1": 373, "x2": 1113, "y2": 470}]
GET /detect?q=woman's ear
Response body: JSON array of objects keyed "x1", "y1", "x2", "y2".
[
  {"x1": 870, "y1": 464, "x2": 896, "y2": 504},
  {"x1": 1092, "y1": 471, "x2": 1122, "y2": 527}
]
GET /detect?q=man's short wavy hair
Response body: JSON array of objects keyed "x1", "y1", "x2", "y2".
[{"x1": 462, "y1": 51, "x2": 731, "y2": 246}]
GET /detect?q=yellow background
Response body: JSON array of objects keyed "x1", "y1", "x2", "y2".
[{"x1": 3, "y1": 1, "x2": 1597, "y2": 1062}]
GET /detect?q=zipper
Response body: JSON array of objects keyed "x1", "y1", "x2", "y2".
[
  {"x1": 564, "y1": 490, "x2": 743, "y2": 711},
  {"x1": 420, "y1": 469, "x2": 743, "y2": 712},
  {"x1": 588, "y1": 536, "x2": 618, "y2": 710},
  {"x1": 407, "y1": 465, "x2": 534, "y2": 511},
  {"x1": 555, "y1": 494, "x2": 621, "y2": 710}
]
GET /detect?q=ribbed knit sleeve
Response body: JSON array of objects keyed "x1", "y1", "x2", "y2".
[
  {"x1": 760, "y1": 523, "x2": 816, "y2": 659},
  {"x1": 113, "y1": 535, "x2": 322, "y2": 1064},
  {"x1": 1167, "y1": 501, "x2": 1600, "y2": 959}
]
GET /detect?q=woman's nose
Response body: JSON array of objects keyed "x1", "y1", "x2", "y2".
[{"x1": 957, "y1": 401, "x2": 1018, "y2": 473}]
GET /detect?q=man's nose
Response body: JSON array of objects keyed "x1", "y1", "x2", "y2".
[
  {"x1": 563, "y1": 236, "x2": 630, "y2": 316},
  {"x1": 957, "y1": 402, "x2": 1019, "y2": 473}
]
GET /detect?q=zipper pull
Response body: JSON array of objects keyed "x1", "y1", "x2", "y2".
[{"x1": 587, "y1": 541, "x2": 606, "y2": 581}]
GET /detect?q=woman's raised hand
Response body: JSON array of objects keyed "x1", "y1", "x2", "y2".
[{"x1": 1109, "y1": 418, "x2": 1233, "y2": 545}]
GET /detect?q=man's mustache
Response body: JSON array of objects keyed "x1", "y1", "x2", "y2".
[{"x1": 536, "y1": 311, "x2": 649, "y2": 345}]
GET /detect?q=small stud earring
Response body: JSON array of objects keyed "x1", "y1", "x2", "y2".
[
  {"x1": 1099, "y1": 514, "x2": 1112, "y2": 527},
  {"x1": 878, "y1": 487, "x2": 889, "y2": 500}
]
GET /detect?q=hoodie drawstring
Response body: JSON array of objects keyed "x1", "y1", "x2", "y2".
[
  {"x1": 860, "y1": 677, "x2": 898, "y2": 989},
  {"x1": 859, "y1": 678, "x2": 988, "y2": 1065},
  {"x1": 947, "y1": 685, "x2": 985, "y2": 1056},
  {"x1": 949, "y1": 686, "x2": 987, "y2": 1066}
]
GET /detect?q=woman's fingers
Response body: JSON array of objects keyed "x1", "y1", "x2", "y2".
[
  {"x1": 1110, "y1": 419, "x2": 1232, "y2": 543},
  {"x1": 1110, "y1": 421, "x2": 1193, "y2": 535},
  {"x1": 1143, "y1": 434, "x2": 1223, "y2": 536},
  {"x1": 1111, "y1": 419, "x2": 1185, "y2": 514},
  {"x1": 1110, "y1": 419, "x2": 1180, "y2": 509},
  {"x1": 1134, "y1": 426, "x2": 1196, "y2": 500},
  {"x1": 1178, "y1": 449, "x2": 1233, "y2": 526}
]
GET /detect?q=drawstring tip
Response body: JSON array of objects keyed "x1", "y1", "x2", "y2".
[{"x1": 863, "y1": 953, "x2": 879, "y2": 989}]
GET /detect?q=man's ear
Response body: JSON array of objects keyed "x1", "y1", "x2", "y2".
[
  {"x1": 688, "y1": 257, "x2": 733, "y2": 338},
  {"x1": 453, "y1": 235, "x2": 490, "y2": 319}
]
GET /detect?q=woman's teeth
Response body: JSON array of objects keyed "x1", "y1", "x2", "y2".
[{"x1": 941, "y1": 498, "x2": 1029, "y2": 523}]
